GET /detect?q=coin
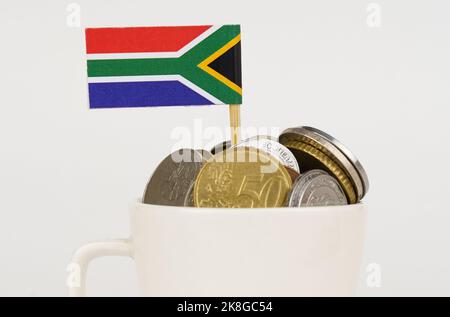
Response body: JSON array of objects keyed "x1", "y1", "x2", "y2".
[
  {"x1": 241, "y1": 135, "x2": 277, "y2": 142},
  {"x1": 183, "y1": 181, "x2": 195, "y2": 207},
  {"x1": 210, "y1": 140, "x2": 232, "y2": 155},
  {"x1": 233, "y1": 137, "x2": 300, "y2": 173},
  {"x1": 194, "y1": 147, "x2": 292, "y2": 208},
  {"x1": 283, "y1": 140, "x2": 357, "y2": 203},
  {"x1": 287, "y1": 170, "x2": 347, "y2": 207},
  {"x1": 303, "y1": 126, "x2": 369, "y2": 195},
  {"x1": 285, "y1": 166, "x2": 300, "y2": 183},
  {"x1": 182, "y1": 153, "x2": 213, "y2": 206},
  {"x1": 143, "y1": 149, "x2": 204, "y2": 206},
  {"x1": 196, "y1": 149, "x2": 214, "y2": 162},
  {"x1": 286, "y1": 169, "x2": 326, "y2": 207},
  {"x1": 279, "y1": 126, "x2": 368, "y2": 203}
]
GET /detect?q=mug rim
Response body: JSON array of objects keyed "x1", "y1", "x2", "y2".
[{"x1": 133, "y1": 198, "x2": 366, "y2": 214}]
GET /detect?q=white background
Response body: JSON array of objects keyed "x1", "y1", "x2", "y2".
[{"x1": 1, "y1": 0, "x2": 449, "y2": 296}]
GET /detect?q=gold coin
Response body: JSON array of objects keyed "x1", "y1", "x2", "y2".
[
  {"x1": 193, "y1": 147, "x2": 292, "y2": 208},
  {"x1": 282, "y1": 139, "x2": 357, "y2": 204}
]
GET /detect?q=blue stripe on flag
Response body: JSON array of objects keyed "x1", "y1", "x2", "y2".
[{"x1": 88, "y1": 81, "x2": 212, "y2": 108}]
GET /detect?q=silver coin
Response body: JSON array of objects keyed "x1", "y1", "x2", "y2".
[
  {"x1": 183, "y1": 181, "x2": 195, "y2": 207},
  {"x1": 300, "y1": 174, "x2": 348, "y2": 207},
  {"x1": 242, "y1": 135, "x2": 277, "y2": 142},
  {"x1": 196, "y1": 149, "x2": 214, "y2": 162},
  {"x1": 279, "y1": 126, "x2": 368, "y2": 201},
  {"x1": 143, "y1": 149, "x2": 203, "y2": 206},
  {"x1": 287, "y1": 170, "x2": 347, "y2": 207},
  {"x1": 210, "y1": 141, "x2": 232, "y2": 155},
  {"x1": 183, "y1": 150, "x2": 213, "y2": 207},
  {"x1": 233, "y1": 137, "x2": 300, "y2": 173},
  {"x1": 287, "y1": 170, "x2": 327, "y2": 207}
]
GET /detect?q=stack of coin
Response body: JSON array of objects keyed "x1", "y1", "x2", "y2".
[
  {"x1": 279, "y1": 126, "x2": 368, "y2": 204},
  {"x1": 143, "y1": 126, "x2": 368, "y2": 208}
]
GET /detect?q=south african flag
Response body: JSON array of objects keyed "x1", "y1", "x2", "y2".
[{"x1": 86, "y1": 25, "x2": 242, "y2": 108}]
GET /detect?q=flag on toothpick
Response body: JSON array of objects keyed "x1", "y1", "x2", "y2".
[{"x1": 85, "y1": 25, "x2": 242, "y2": 108}]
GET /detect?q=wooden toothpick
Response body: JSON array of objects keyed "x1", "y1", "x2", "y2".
[{"x1": 229, "y1": 104, "x2": 241, "y2": 145}]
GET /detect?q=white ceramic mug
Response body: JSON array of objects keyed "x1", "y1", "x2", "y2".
[{"x1": 68, "y1": 202, "x2": 367, "y2": 296}]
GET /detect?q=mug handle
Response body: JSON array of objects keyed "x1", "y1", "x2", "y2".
[{"x1": 67, "y1": 239, "x2": 133, "y2": 297}]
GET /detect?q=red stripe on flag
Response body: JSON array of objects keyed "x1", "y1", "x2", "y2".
[{"x1": 86, "y1": 25, "x2": 212, "y2": 54}]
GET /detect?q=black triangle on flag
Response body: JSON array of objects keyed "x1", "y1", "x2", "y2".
[{"x1": 208, "y1": 41, "x2": 242, "y2": 88}]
